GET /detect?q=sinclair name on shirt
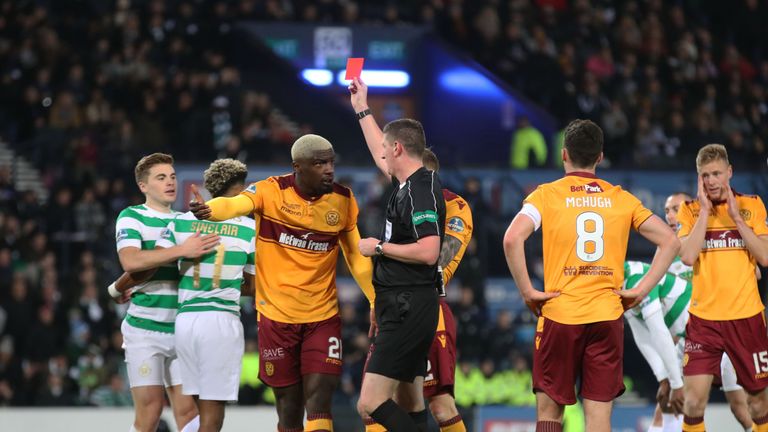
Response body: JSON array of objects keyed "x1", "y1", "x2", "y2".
[
  {"x1": 190, "y1": 221, "x2": 239, "y2": 237},
  {"x1": 278, "y1": 232, "x2": 330, "y2": 252},
  {"x1": 566, "y1": 196, "x2": 613, "y2": 208}
]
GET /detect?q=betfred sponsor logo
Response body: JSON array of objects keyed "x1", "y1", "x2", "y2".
[
  {"x1": 703, "y1": 230, "x2": 745, "y2": 250},
  {"x1": 570, "y1": 182, "x2": 604, "y2": 194}
]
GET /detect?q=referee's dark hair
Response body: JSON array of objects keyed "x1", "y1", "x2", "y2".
[
  {"x1": 564, "y1": 119, "x2": 603, "y2": 169},
  {"x1": 383, "y1": 118, "x2": 426, "y2": 158}
]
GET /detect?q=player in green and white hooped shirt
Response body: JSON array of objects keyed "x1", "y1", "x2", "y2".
[
  {"x1": 110, "y1": 153, "x2": 220, "y2": 432},
  {"x1": 623, "y1": 260, "x2": 689, "y2": 425},
  {"x1": 662, "y1": 192, "x2": 753, "y2": 432},
  {"x1": 157, "y1": 159, "x2": 256, "y2": 432}
]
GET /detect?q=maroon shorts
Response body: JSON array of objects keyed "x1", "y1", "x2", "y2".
[
  {"x1": 257, "y1": 313, "x2": 342, "y2": 388},
  {"x1": 684, "y1": 312, "x2": 768, "y2": 393},
  {"x1": 533, "y1": 316, "x2": 625, "y2": 405},
  {"x1": 423, "y1": 300, "x2": 457, "y2": 398}
]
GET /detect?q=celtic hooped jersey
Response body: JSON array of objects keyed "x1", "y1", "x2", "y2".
[
  {"x1": 115, "y1": 205, "x2": 181, "y2": 333},
  {"x1": 623, "y1": 261, "x2": 691, "y2": 337},
  {"x1": 157, "y1": 212, "x2": 255, "y2": 316}
]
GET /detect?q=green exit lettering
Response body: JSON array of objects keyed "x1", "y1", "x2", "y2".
[
  {"x1": 368, "y1": 41, "x2": 404, "y2": 60},
  {"x1": 265, "y1": 38, "x2": 298, "y2": 59}
]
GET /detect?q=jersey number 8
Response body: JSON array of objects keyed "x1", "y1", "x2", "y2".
[{"x1": 576, "y1": 212, "x2": 604, "y2": 262}]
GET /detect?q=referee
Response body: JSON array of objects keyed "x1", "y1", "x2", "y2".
[{"x1": 351, "y1": 78, "x2": 446, "y2": 432}]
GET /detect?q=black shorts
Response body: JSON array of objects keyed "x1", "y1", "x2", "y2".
[{"x1": 366, "y1": 287, "x2": 439, "y2": 382}]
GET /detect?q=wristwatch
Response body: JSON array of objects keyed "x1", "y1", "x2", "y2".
[
  {"x1": 375, "y1": 241, "x2": 384, "y2": 256},
  {"x1": 356, "y1": 108, "x2": 371, "y2": 120}
]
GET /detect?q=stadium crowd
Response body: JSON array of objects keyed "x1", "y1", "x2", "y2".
[{"x1": 0, "y1": 0, "x2": 764, "y2": 414}]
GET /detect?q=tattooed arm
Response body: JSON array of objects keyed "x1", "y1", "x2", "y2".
[{"x1": 440, "y1": 235, "x2": 468, "y2": 288}]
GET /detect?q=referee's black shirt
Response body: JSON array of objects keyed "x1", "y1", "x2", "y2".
[{"x1": 373, "y1": 167, "x2": 446, "y2": 290}]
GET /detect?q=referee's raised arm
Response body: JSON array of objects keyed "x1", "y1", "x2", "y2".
[{"x1": 349, "y1": 77, "x2": 388, "y2": 177}]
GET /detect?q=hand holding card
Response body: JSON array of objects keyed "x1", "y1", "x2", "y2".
[{"x1": 345, "y1": 57, "x2": 365, "y2": 80}]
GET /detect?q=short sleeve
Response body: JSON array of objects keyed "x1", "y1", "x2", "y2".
[
  {"x1": 155, "y1": 221, "x2": 177, "y2": 249},
  {"x1": 750, "y1": 196, "x2": 768, "y2": 236},
  {"x1": 445, "y1": 213, "x2": 472, "y2": 244},
  {"x1": 407, "y1": 178, "x2": 441, "y2": 239},
  {"x1": 629, "y1": 194, "x2": 654, "y2": 231},
  {"x1": 239, "y1": 181, "x2": 264, "y2": 215},
  {"x1": 677, "y1": 201, "x2": 694, "y2": 238},
  {"x1": 523, "y1": 186, "x2": 545, "y2": 216},
  {"x1": 115, "y1": 210, "x2": 143, "y2": 251}
]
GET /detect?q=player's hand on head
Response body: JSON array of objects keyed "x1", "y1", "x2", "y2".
[
  {"x1": 697, "y1": 175, "x2": 712, "y2": 213},
  {"x1": 179, "y1": 231, "x2": 220, "y2": 258},
  {"x1": 189, "y1": 184, "x2": 212, "y2": 220},
  {"x1": 349, "y1": 77, "x2": 369, "y2": 112},
  {"x1": 724, "y1": 183, "x2": 742, "y2": 222},
  {"x1": 521, "y1": 289, "x2": 560, "y2": 317}
]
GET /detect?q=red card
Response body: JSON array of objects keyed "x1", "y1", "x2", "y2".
[{"x1": 345, "y1": 58, "x2": 365, "y2": 80}]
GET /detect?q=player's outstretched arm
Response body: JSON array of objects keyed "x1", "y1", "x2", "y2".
[
  {"x1": 503, "y1": 214, "x2": 559, "y2": 317},
  {"x1": 617, "y1": 216, "x2": 679, "y2": 309},
  {"x1": 189, "y1": 184, "x2": 255, "y2": 222},
  {"x1": 348, "y1": 78, "x2": 388, "y2": 176},
  {"x1": 339, "y1": 227, "x2": 375, "y2": 307}
]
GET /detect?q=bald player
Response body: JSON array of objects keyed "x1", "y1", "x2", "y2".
[{"x1": 190, "y1": 135, "x2": 375, "y2": 432}]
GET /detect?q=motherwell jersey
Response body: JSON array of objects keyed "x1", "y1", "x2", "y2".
[
  {"x1": 677, "y1": 194, "x2": 768, "y2": 320},
  {"x1": 522, "y1": 172, "x2": 653, "y2": 324},
  {"x1": 240, "y1": 174, "x2": 373, "y2": 324},
  {"x1": 442, "y1": 189, "x2": 473, "y2": 288}
]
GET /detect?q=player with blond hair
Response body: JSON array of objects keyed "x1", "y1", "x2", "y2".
[
  {"x1": 677, "y1": 144, "x2": 768, "y2": 432},
  {"x1": 190, "y1": 135, "x2": 375, "y2": 432}
]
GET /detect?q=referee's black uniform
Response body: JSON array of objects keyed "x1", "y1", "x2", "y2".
[{"x1": 367, "y1": 166, "x2": 446, "y2": 382}]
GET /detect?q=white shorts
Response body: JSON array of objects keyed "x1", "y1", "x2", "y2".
[
  {"x1": 121, "y1": 320, "x2": 182, "y2": 388},
  {"x1": 175, "y1": 311, "x2": 244, "y2": 401}
]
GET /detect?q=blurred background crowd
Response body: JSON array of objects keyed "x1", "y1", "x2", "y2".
[{"x1": 0, "y1": 0, "x2": 765, "y2": 412}]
